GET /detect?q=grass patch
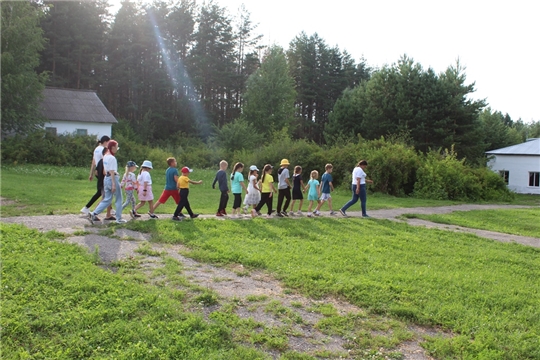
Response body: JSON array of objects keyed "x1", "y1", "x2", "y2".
[
  {"x1": 1, "y1": 223, "x2": 267, "y2": 359},
  {"x1": 405, "y1": 208, "x2": 540, "y2": 238},
  {"x1": 125, "y1": 217, "x2": 540, "y2": 359}
]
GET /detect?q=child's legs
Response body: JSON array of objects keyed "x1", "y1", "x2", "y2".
[
  {"x1": 255, "y1": 193, "x2": 269, "y2": 212},
  {"x1": 298, "y1": 200, "x2": 304, "y2": 211},
  {"x1": 327, "y1": 197, "x2": 333, "y2": 211},
  {"x1": 135, "y1": 201, "x2": 146, "y2": 211},
  {"x1": 219, "y1": 191, "x2": 228, "y2": 211},
  {"x1": 316, "y1": 200, "x2": 325, "y2": 211},
  {"x1": 266, "y1": 195, "x2": 273, "y2": 215},
  {"x1": 290, "y1": 200, "x2": 296, "y2": 211},
  {"x1": 276, "y1": 189, "x2": 285, "y2": 212},
  {"x1": 283, "y1": 189, "x2": 291, "y2": 212},
  {"x1": 307, "y1": 200, "x2": 313, "y2": 212}
]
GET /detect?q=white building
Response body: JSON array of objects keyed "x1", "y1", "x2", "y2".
[
  {"x1": 40, "y1": 87, "x2": 117, "y2": 138},
  {"x1": 486, "y1": 138, "x2": 540, "y2": 194}
]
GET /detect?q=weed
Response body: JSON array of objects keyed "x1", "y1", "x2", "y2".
[
  {"x1": 135, "y1": 242, "x2": 164, "y2": 257},
  {"x1": 246, "y1": 294, "x2": 269, "y2": 302}
]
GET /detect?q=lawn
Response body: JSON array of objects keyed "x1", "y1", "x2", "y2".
[{"x1": 405, "y1": 208, "x2": 540, "y2": 238}]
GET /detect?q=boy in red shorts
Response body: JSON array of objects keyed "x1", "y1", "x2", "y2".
[{"x1": 151, "y1": 157, "x2": 182, "y2": 217}]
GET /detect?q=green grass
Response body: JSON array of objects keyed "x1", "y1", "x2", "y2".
[
  {"x1": 405, "y1": 208, "x2": 540, "y2": 238},
  {"x1": 4, "y1": 164, "x2": 536, "y2": 217},
  {"x1": 1, "y1": 223, "x2": 268, "y2": 359},
  {"x1": 126, "y1": 217, "x2": 540, "y2": 359}
]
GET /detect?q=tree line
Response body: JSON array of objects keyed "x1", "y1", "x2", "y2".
[{"x1": 2, "y1": 0, "x2": 539, "y2": 164}]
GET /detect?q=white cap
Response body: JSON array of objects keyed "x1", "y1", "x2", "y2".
[{"x1": 249, "y1": 165, "x2": 259, "y2": 171}]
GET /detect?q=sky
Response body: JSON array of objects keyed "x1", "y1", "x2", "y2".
[{"x1": 110, "y1": 0, "x2": 539, "y2": 122}]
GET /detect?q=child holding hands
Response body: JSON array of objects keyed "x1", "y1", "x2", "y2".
[
  {"x1": 304, "y1": 170, "x2": 320, "y2": 217},
  {"x1": 230, "y1": 162, "x2": 248, "y2": 217},
  {"x1": 172, "y1": 167, "x2": 202, "y2": 221},
  {"x1": 289, "y1": 165, "x2": 304, "y2": 215},
  {"x1": 252, "y1": 164, "x2": 277, "y2": 218},
  {"x1": 121, "y1": 161, "x2": 139, "y2": 218}
]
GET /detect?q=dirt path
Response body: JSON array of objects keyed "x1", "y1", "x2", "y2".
[{"x1": 1, "y1": 204, "x2": 538, "y2": 359}]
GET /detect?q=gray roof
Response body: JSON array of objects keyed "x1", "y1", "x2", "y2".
[
  {"x1": 40, "y1": 87, "x2": 117, "y2": 124},
  {"x1": 486, "y1": 138, "x2": 540, "y2": 156}
]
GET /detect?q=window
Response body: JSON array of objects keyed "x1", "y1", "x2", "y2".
[
  {"x1": 499, "y1": 170, "x2": 509, "y2": 185},
  {"x1": 45, "y1": 127, "x2": 57, "y2": 135},
  {"x1": 76, "y1": 129, "x2": 88, "y2": 136},
  {"x1": 529, "y1": 172, "x2": 540, "y2": 187}
]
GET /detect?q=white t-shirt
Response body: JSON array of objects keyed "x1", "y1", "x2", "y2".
[
  {"x1": 103, "y1": 154, "x2": 118, "y2": 174},
  {"x1": 247, "y1": 174, "x2": 257, "y2": 192},
  {"x1": 138, "y1": 171, "x2": 152, "y2": 185},
  {"x1": 351, "y1": 166, "x2": 367, "y2": 185},
  {"x1": 93, "y1": 145, "x2": 104, "y2": 165},
  {"x1": 278, "y1": 168, "x2": 290, "y2": 190}
]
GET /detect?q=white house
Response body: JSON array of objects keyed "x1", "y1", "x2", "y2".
[
  {"x1": 486, "y1": 138, "x2": 540, "y2": 194},
  {"x1": 40, "y1": 87, "x2": 117, "y2": 139}
]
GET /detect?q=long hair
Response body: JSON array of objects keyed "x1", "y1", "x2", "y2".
[
  {"x1": 231, "y1": 162, "x2": 244, "y2": 180},
  {"x1": 310, "y1": 170, "x2": 319, "y2": 180},
  {"x1": 261, "y1": 164, "x2": 272, "y2": 183}
]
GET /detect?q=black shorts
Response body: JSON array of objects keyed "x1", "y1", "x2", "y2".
[{"x1": 292, "y1": 188, "x2": 303, "y2": 200}]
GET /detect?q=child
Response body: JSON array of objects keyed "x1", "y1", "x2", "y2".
[
  {"x1": 87, "y1": 140, "x2": 126, "y2": 224},
  {"x1": 134, "y1": 160, "x2": 157, "y2": 218},
  {"x1": 230, "y1": 162, "x2": 248, "y2": 217},
  {"x1": 243, "y1": 165, "x2": 261, "y2": 214},
  {"x1": 276, "y1": 159, "x2": 292, "y2": 217},
  {"x1": 151, "y1": 157, "x2": 180, "y2": 216},
  {"x1": 314, "y1": 164, "x2": 336, "y2": 215},
  {"x1": 289, "y1": 165, "x2": 305, "y2": 216},
  {"x1": 304, "y1": 170, "x2": 320, "y2": 217},
  {"x1": 121, "y1": 161, "x2": 139, "y2": 218},
  {"x1": 212, "y1": 160, "x2": 229, "y2": 216},
  {"x1": 172, "y1": 167, "x2": 202, "y2": 221},
  {"x1": 252, "y1": 164, "x2": 277, "y2": 218}
]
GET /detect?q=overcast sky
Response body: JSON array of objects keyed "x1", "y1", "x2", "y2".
[{"x1": 110, "y1": 0, "x2": 539, "y2": 122}]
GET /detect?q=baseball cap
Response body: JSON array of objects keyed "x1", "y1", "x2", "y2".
[
  {"x1": 181, "y1": 166, "x2": 193, "y2": 173},
  {"x1": 127, "y1": 161, "x2": 138, "y2": 168},
  {"x1": 249, "y1": 165, "x2": 259, "y2": 171}
]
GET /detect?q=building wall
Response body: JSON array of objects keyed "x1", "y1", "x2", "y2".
[
  {"x1": 488, "y1": 154, "x2": 540, "y2": 194},
  {"x1": 45, "y1": 120, "x2": 112, "y2": 139}
]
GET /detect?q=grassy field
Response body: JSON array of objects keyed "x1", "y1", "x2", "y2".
[
  {"x1": 1, "y1": 164, "x2": 537, "y2": 218},
  {"x1": 2, "y1": 164, "x2": 540, "y2": 359},
  {"x1": 405, "y1": 208, "x2": 540, "y2": 238}
]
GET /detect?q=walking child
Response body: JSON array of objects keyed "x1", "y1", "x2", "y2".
[
  {"x1": 134, "y1": 160, "x2": 157, "y2": 218},
  {"x1": 212, "y1": 160, "x2": 229, "y2": 216},
  {"x1": 289, "y1": 166, "x2": 305, "y2": 215},
  {"x1": 230, "y1": 162, "x2": 248, "y2": 217},
  {"x1": 172, "y1": 167, "x2": 202, "y2": 221},
  {"x1": 121, "y1": 161, "x2": 139, "y2": 218},
  {"x1": 244, "y1": 165, "x2": 261, "y2": 213},
  {"x1": 252, "y1": 164, "x2": 277, "y2": 218},
  {"x1": 151, "y1": 157, "x2": 180, "y2": 216},
  {"x1": 276, "y1": 159, "x2": 292, "y2": 217},
  {"x1": 304, "y1": 170, "x2": 320, "y2": 217},
  {"x1": 314, "y1": 164, "x2": 336, "y2": 215}
]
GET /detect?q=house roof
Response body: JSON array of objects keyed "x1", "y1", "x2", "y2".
[
  {"x1": 40, "y1": 87, "x2": 117, "y2": 124},
  {"x1": 486, "y1": 138, "x2": 540, "y2": 156}
]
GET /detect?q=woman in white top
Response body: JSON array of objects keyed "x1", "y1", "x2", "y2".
[
  {"x1": 88, "y1": 140, "x2": 126, "y2": 224},
  {"x1": 81, "y1": 135, "x2": 110, "y2": 214},
  {"x1": 339, "y1": 160, "x2": 373, "y2": 217}
]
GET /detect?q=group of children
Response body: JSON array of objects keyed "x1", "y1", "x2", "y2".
[{"x1": 83, "y1": 143, "x2": 372, "y2": 223}]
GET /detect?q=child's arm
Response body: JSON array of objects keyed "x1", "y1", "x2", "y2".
[
  {"x1": 253, "y1": 178, "x2": 260, "y2": 191},
  {"x1": 189, "y1": 179, "x2": 203, "y2": 185},
  {"x1": 329, "y1": 181, "x2": 334, "y2": 192},
  {"x1": 270, "y1": 182, "x2": 277, "y2": 195},
  {"x1": 212, "y1": 174, "x2": 218, "y2": 189},
  {"x1": 241, "y1": 181, "x2": 248, "y2": 194},
  {"x1": 317, "y1": 184, "x2": 321, "y2": 198}
]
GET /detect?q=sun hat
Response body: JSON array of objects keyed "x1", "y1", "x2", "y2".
[
  {"x1": 181, "y1": 166, "x2": 193, "y2": 173},
  {"x1": 127, "y1": 161, "x2": 138, "y2": 168},
  {"x1": 249, "y1": 165, "x2": 259, "y2": 171},
  {"x1": 280, "y1": 159, "x2": 290, "y2": 166},
  {"x1": 141, "y1": 160, "x2": 153, "y2": 169}
]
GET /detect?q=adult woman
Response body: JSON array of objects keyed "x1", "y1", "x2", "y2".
[
  {"x1": 339, "y1": 160, "x2": 373, "y2": 217},
  {"x1": 81, "y1": 135, "x2": 110, "y2": 215},
  {"x1": 87, "y1": 140, "x2": 126, "y2": 224}
]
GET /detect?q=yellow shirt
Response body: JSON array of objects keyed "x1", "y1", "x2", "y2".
[
  {"x1": 261, "y1": 174, "x2": 274, "y2": 193},
  {"x1": 178, "y1": 175, "x2": 190, "y2": 189}
]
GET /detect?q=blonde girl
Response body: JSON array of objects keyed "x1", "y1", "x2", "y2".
[
  {"x1": 230, "y1": 162, "x2": 248, "y2": 217},
  {"x1": 252, "y1": 164, "x2": 277, "y2": 218},
  {"x1": 304, "y1": 170, "x2": 320, "y2": 217},
  {"x1": 135, "y1": 160, "x2": 158, "y2": 218},
  {"x1": 121, "y1": 161, "x2": 139, "y2": 218},
  {"x1": 244, "y1": 165, "x2": 261, "y2": 214},
  {"x1": 289, "y1": 165, "x2": 305, "y2": 215}
]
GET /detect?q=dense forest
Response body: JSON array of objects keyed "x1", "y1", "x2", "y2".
[{"x1": 2, "y1": 0, "x2": 539, "y2": 163}]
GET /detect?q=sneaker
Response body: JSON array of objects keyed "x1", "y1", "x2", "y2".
[
  {"x1": 87, "y1": 213, "x2": 95, "y2": 225},
  {"x1": 80, "y1": 206, "x2": 90, "y2": 214},
  {"x1": 190, "y1": 214, "x2": 199, "y2": 219},
  {"x1": 172, "y1": 216, "x2": 182, "y2": 221},
  {"x1": 289, "y1": 211, "x2": 295, "y2": 216},
  {"x1": 178, "y1": 213, "x2": 186, "y2": 219},
  {"x1": 314, "y1": 210, "x2": 321, "y2": 215},
  {"x1": 129, "y1": 210, "x2": 135, "y2": 219},
  {"x1": 281, "y1": 211, "x2": 289, "y2": 217},
  {"x1": 243, "y1": 207, "x2": 248, "y2": 215},
  {"x1": 216, "y1": 212, "x2": 224, "y2": 217},
  {"x1": 257, "y1": 211, "x2": 262, "y2": 216},
  {"x1": 330, "y1": 211, "x2": 337, "y2": 215},
  {"x1": 307, "y1": 213, "x2": 312, "y2": 218},
  {"x1": 362, "y1": 214, "x2": 370, "y2": 218},
  {"x1": 111, "y1": 209, "x2": 116, "y2": 215},
  {"x1": 276, "y1": 212, "x2": 284, "y2": 217},
  {"x1": 104, "y1": 216, "x2": 116, "y2": 221},
  {"x1": 297, "y1": 211, "x2": 302, "y2": 216},
  {"x1": 221, "y1": 209, "x2": 227, "y2": 215},
  {"x1": 148, "y1": 212, "x2": 158, "y2": 219},
  {"x1": 339, "y1": 209, "x2": 347, "y2": 217},
  {"x1": 116, "y1": 219, "x2": 127, "y2": 224}
]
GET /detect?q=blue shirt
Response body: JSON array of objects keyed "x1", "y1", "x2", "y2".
[
  {"x1": 165, "y1": 167, "x2": 179, "y2": 190},
  {"x1": 231, "y1": 172, "x2": 245, "y2": 193},
  {"x1": 321, "y1": 173, "x2": 332, "y2": 193}
]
